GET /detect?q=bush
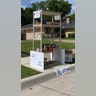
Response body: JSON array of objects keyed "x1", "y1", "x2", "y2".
[{"x1": 68, "y1": 33, "x2": 75, "y2": 38}]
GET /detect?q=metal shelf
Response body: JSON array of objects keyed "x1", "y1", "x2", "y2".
[
  {"x1": 33, "y1": 24, "x2": 60, "y2": 28},
  {"x1": 33, "y1": 10, "x2": 61, "y2": 51}
]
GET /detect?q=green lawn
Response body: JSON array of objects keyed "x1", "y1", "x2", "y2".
[
  {"x1": 62, "y1": 38, "x2": 75, "y2": 40},
  {"x1": 21, "y1": 40, "x2": 75, "y2": 55},
  {"x1": 21, "y1": 65, "x2": 41, "y2": 79}
]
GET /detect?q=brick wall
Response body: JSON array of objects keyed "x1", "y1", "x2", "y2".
[
  {"x1": 23, "y1": 28, "x2": 45, "y2": 40},
  {"x1": 26, "y1": 32, "x2": 32, "y2": 40}
]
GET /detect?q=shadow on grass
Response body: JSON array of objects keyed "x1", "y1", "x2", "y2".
[{"x1": 21, "y1": 52, "x2": 29, "y2": 57}]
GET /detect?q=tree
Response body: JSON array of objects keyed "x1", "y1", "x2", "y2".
[
  {"x1": 24, "y1": 8, "x2": 33, "y2": 24},
  {"x1": 21, "y1": 8, "x2": 26, "y2": 26},
  {"x1": 21, "y1": 0, "x2": 72, "y2": 25},
  {"x1": 31, "y1": 1, "x2": 48, "y2": 11},
  {"x1": 47, "y1": 0, "x2": 72, "y2": 18},
  {"x1": 67, "y1": 13, "x2": 75, "y2": 21},
  {"x1": 31, "y1": 0, "x2": 72, "y2": 18},
  {"x1": 21, "y1": 8, "x2": 34, "y2": 26}
]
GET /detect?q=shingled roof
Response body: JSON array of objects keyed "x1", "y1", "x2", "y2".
[
  {"x1": 21, "y1": 24, "x2": 33, "y2": 29},
  {"x1": 61, "y1": 20, "x2": 75, "y2": 28},
  {"x1": 21, "y1": 21, "x2": 75, "y2": 30}
]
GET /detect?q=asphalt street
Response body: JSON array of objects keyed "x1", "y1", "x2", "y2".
[{"x1": 21, "y1": 68, "x2": 75, "y2": 96}]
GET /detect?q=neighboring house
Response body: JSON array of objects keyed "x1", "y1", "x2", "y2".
[
  {"x1": 21, "y1": 24, "x2": 32, "y2": 40},
  {"x1": 62, "y1": 18, "x2": 75, "y2": 38},
  {"x1": 21, "y1": 18, "x2": 75, "y2": 40}
]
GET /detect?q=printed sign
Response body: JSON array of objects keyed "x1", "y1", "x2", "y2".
[
  {"x1": 54, "y1": 15, "x2": 60, "y2": 20},
  {"x1": 34, "y1": 10, "x2": 41, "y2": 18},
  {"x1": 52, "y1": 49, "x2": 65, "y2": 64},
  {"x1": 30, "y1": 51, "x2": 44, "y2": 70},
  {"x1": 55, "y1": 66, "x2": 71, "y2": 76},
  {"x1": 65, "y1": 54, "x2": 72, "y2": 62}
]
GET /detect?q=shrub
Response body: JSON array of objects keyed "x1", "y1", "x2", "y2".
[{"x1": 68, "y1": 33, "x2": 75, "y2": 38}]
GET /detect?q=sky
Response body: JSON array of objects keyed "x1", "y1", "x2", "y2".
[{"x1": 21, "y1": 0, "x2": 75, "y2": 14}]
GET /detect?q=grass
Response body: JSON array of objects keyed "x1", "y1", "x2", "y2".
[
  {"x1": 62, "y1": 38, "x2": 75, "y2": 40},
  {"x1": 21, "y1": 40, "x2": 75, "y2": 55},
  {"x1": 21, "y1": 65, "x2": 41, "y2": 79}
]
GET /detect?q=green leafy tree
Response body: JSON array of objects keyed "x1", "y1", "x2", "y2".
[
  {"x1": 21, "y1": 0, "x2": 72, "y2": 25},
  {"x1": 21, "y1": 8, "x2": 26, "y2": 26},
  {"x1": 21, "y1": 8, "x2": 34, "y2": 25},
  {"x1": 67, "y1": 13, "x2": 75, "y2": 21},
  {"x1": 31, "y1": 1, "x2": 48, "y2": 11},
  {"x1": 24, "y1": 8, "x2": 33, "y2": 24},
  {"x1": 31, "y1": 0, "x2": 72, "y2": 18},
  {"x1": 47, "y1": 0, "x2": 72, "y2": 18}
]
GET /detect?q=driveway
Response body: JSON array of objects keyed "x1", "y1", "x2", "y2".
[{"x1": 54, "y1": 39, "x2": 75, "y2": 43}]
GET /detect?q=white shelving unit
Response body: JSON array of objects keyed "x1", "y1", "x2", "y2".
[{"x1": 30, "y1": 10, "x2": 65, "y2": 71}]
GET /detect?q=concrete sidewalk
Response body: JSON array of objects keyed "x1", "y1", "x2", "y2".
[
  {"x1": 54, "y1": 39, "x2": 75, "y2": 43},
  {"x1": 21, "y1": 57, "x2": 30, "y2": 65},
  {"x1": 21, "y1": 63, "x2": 75, "y2": 90},
  {"x1": 21, "y1": 68, "x2": 75, "y2": 96}
]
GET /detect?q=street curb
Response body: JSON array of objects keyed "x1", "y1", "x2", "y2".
[{"x1": 21, "y1": 64, "x2": 75, "y2": 90}]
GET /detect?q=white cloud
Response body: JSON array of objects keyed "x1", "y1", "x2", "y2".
[{"x1": 30, "y1": 0, "x2": 40, "y2": 4}]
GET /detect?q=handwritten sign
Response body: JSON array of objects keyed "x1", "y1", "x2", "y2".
[{"x1": 30, "y1": 51, "x2": 44, "y2": 70}]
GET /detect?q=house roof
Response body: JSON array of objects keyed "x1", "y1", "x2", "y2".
[
  {"x1": 21, "y1": 21, "x2": 75, "y2": 30},
  {"x1": 21, "y1": 24, "x2": 33, "y2": 29},
  {"x1": 61, "y1": 20, "x2": 75, "y2": 29}
]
